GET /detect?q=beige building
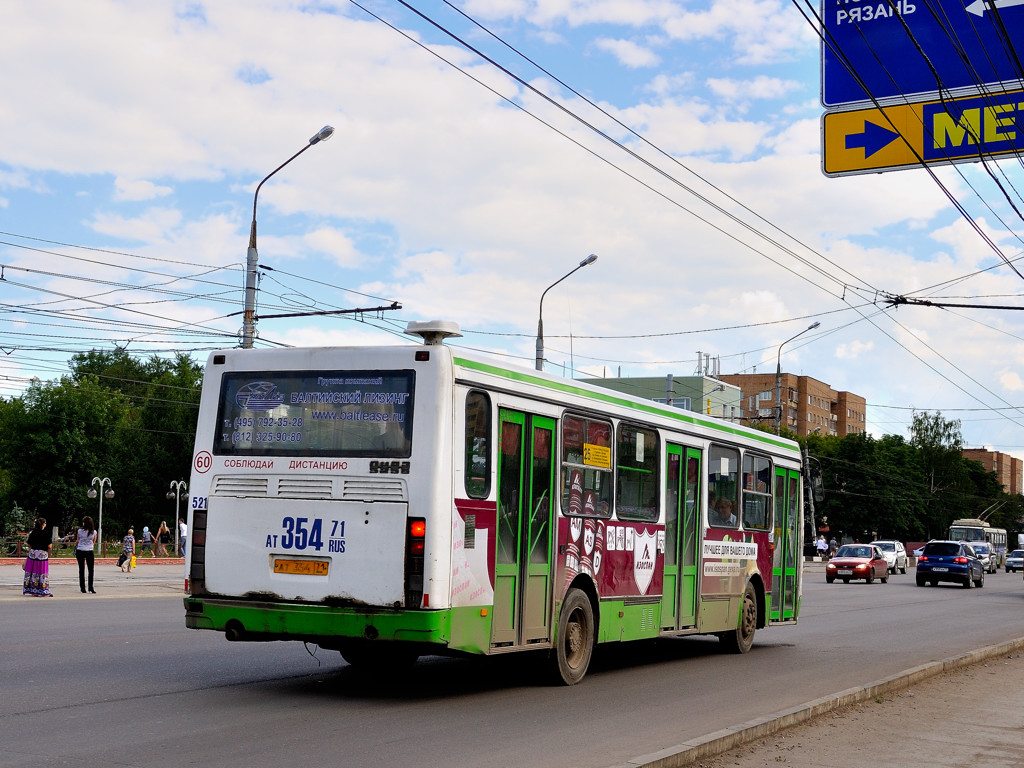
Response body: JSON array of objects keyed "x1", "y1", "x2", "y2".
[
  {"x1": 718, "y1": 373, "x2": 867, "y2": 438},
  {"x1": 582, "y1": 371, "x2": 865, "y2": 438},
  {"x1": 962, "y1": 448, "x2": 1023, "y2": 495}
]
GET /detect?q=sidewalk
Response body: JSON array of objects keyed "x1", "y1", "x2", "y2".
[{"x1": 0, "y1": 559, "x2": 186, "y2": 600}]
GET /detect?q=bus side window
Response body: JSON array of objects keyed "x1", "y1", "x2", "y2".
[
  {"x1": 616, "y1": 423, "x2": 659, "y2": 521},
  {"x1": 741, "y1": 453, "x2": 772, "y2": 530},
  {"x1": 465, "y1": 391, "x2": 491, "y2": 499},
  {"x1": 707, "y1": 444, "x2": 739, "y2": 528}
]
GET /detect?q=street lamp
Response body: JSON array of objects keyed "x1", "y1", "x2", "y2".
[
  {"x1": 775, "y1": 321, "x2": 821, "y2": 434},
  {"x1": 167, "y1": 480, "x2": 188, "y2": 557},
  {"x1": 535, "y1": 254, "x2": 598, "y2": 372},
  {"x1": 241, "y1": 125, "x2": 335, "y2": 348},
  {"x1": 88, "y1": 477, "x2": 114, "y2": 558}
]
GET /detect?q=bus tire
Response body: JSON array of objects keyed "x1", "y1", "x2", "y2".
[
  {"x1": 720, "y1": 582, "x2": 756, "y2": 654},
  {"x1": 551, "y1": 588, "x2": 594, "y2": 685}
]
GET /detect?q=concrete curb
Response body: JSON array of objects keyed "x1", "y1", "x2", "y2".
[{"x1": 610, "y1": 635, "x2": 1024, "y2": 768}]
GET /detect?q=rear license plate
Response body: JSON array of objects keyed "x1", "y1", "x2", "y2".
[
  {"x1": 932, "y1": 566, "x2": 948, "y2": 572},
  {"x1": 837, "y1": 569, "x2": 852, "y2": 575},
  {"x1": 273, "y1": 558, "x2": 329, "y2": 576}
]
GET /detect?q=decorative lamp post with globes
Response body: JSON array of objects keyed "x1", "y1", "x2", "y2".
[
  {"x1": 167, "y1": 480, "x2": 188, "y2": 557},
  {"x1": 88, "y1": 477, "x2": 114, "y2": 558}
]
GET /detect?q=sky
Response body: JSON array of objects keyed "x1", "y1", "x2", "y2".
[{"x1": 1, "y1": 0, "x2": 1024, "y2": 455}]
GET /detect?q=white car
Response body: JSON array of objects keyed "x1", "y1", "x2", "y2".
[
  {"x1": 1005, "y1": 549, "x2": 1024, "y2": 573},
  {"x1": 870, "y1": 540, "x2": 908, "y2": 574}
]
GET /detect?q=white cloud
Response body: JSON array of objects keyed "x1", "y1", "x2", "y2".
[
  {"x1": 836, "y1": 340, "x2": 874, "y2": 359},
  {"x1": 1000, "y1": 371, "x2": 1024, "y2": 391},
  {"x1": 705, "y1": 75, "x2": 802, "y2": 102},
  {"x1": 593, "y1": 37, "x2": 661, "y2": 68},
  {"x1": 113, "y1": 177, "x2": 173, "y2": 202}
]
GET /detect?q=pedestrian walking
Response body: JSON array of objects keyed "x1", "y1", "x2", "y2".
[
  {"x1": 140, "y1": 526, "x2": 154, "y2": 556},
  {"x1": 155, "y1": 521, "x2": 171, "y2": 557},
  {"x1": 816, "y1": 534, "x2": 829, "y2": 560},
  {"x1": 829, "y1": 536, "x2": 838, "y2": 558},
  {"x1": 178, "y1": 518, "x2": 188, "y2": 558},
  {"x1": 118, "y1": 528, "x2": 136, "y2": 572},
  {"x1": 75, "y1": 516, "x2": 98, "y2": 594},
  {"x1": 23, "y1": 517, "x2": 53, "y2": 597}
]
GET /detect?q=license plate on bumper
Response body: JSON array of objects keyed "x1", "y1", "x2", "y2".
[
  {"x1": 273, "y1": 558, "x2": 329, "y2": 576},
  {"x1": 837, "y1": 569, "x2": 853, "y2": 575}
]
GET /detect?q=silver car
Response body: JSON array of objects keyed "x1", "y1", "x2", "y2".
[
  {"x1": 1005, "y1": 549, "x2": 1024, "y2": 573},
  {"x1": 870, "y1": 540, "x2": 908, "y2": 574}
]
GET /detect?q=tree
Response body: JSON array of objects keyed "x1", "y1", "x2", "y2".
[
  {"x1": 0, "y1": 375, "x2": 131, "y2": 535},
  {"x1": 0, "y1": 350, "x2": 202, "y2": 539}
]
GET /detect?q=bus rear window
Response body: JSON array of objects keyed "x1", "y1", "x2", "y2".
[{"x1": 214, "y1": 370, "x2": 414, "y2": 457}]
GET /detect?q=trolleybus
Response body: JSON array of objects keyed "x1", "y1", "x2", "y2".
[
  {"x1": 183, "y1": 321, "x2": 804, "y2": 684},
  {"x1": 948, "y1": 518, "x2": 1007, "y2": 571}
]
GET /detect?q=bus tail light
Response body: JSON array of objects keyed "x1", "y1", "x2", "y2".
[{"x1": 405, "y1": 518, "x2": 426, "y2": 609}]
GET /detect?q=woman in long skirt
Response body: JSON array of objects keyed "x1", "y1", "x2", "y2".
[{"x1": 23, "y1": 517, "x2": 53, "y2": 597}]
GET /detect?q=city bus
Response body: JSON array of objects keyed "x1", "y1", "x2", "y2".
[
  {"x1": 949, "y1": 518, "x2": 1007, "y2": 572},
  {"x1": 183, "y1": 321, "x2": 804, "y2": 684}
]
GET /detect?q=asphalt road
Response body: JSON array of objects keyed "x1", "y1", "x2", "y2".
[{"x1": 3, "y1": 562, "x2": 1023, "y2": 768}]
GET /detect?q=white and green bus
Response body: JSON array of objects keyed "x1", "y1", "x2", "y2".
[{"x1": 183, "y1": 322, "x2": 804, "y2": 684}]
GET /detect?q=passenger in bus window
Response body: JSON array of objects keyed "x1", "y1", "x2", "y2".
[
  {"x1": 372, "y1": 420, "x2": 409, "y2": 453},
  {"x1": 711, "y1": 499, "x2": 736, "y2": 526}
]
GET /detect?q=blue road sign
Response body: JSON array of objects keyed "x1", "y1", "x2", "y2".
[{"x1": 822, "y1": 0, "x2": 1024, "y2": 108}]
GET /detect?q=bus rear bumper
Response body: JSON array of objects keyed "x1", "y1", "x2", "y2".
[{"x1": 184, "y1": 596, "x2": 451, "y2": 647}]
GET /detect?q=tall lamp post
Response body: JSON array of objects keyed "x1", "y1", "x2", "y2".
[
  {"x1": 535, "y1": 253, "x2": 598, "y2": 372},
  {"x1": 774, "y1": 321, "x2": 821, "y2": 434},
  {"x1": 241, "y1": 125, "x2": 335, "y2": 348},
  {"x1": 167, "y1": 480, "x2": 188, "y2": 557},
  {"x1": 88, "y1": 477, "x2": 114, "y2": 558}
]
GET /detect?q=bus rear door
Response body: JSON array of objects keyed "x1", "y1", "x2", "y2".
[
  {"x1": 661, "y1": 444, "x2": 700, "y2": 630},
  {"x1": 770, "y1": 468, "x2": 800, "y2": 622},
  {"x1": 492, "y1": 410, "x2": 555, "y2": 647}
]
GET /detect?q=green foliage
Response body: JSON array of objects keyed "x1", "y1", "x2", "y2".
[
  {"x1": 0, "y1": 351, "x2": 202, "y2": 538},
  {"x1": 0, "y1": 502, "x2": 33, "y2": 537},
  {"x1": 805, "y1": 412, "x2": 1020, "y2": 544}
]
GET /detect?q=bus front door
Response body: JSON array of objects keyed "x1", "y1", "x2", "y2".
[
  {"x1": 661, "y1": 444, "x2": 700, "y2": 631},
  {"x1": 770, "y1": 468, "x2": 801, "y2": 623},
  {"x1": 492, "y1": 410, "x2": 555, "y2": 647}
]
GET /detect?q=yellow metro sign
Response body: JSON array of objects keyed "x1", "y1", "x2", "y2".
[{"x1": 822, "y1": 89, "x2": 1024, "y2": 177}]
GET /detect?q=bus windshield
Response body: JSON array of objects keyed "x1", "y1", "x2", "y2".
[
  {"x1": 214, "y1": 369, "x2": 414, "y2": 458},
  {"x1": 949, "y1": 526, "x2": 985, "y2": 542}
]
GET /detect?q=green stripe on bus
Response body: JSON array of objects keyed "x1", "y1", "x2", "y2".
[{"x1": 453, "y1": 356, "x2": 798, "y2": 454}]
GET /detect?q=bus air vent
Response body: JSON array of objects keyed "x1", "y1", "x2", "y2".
[
  {"x1": 277, "y1": 478, "x2": 333, "y2": 499},
  {"x1": 213, "y1": 476, "x2": 269, "y2": 496},
  {"x1": 340, "y1": 478, "x2": 407, "y2": 502}
]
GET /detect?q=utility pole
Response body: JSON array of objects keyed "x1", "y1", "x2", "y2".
[{"x1": 803, "y1": 446, "x2": 817, "y2": 546}]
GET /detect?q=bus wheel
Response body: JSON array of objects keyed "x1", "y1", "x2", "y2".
[
  {"x1": 720, "y1": 582, "x2": 757, "y2": 654},
  {"x1": 339, "y1": 642, "x2": 418, "y2": 671},
  {"x1": 551, "y1": 588, "x2": 594, "y2": 685}
]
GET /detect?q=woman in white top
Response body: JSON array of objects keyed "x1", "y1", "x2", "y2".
[{"x1": 75, "y1": 516, "x2": 98, "y2": 594}]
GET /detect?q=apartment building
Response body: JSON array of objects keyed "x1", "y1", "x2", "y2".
[
  {"x1": 962, "y1": 448, "x2": 1023, "y2": 495},
  {"x1": 718, "y1": 373, "x2": 867, "y2": 438}
]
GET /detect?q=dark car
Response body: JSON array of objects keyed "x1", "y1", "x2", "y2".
[
  {"x1": 825, "y1": 544, "x2": 889, "y2": 584},
  {"x1": 916, "y1": 540, "x2": 984, "y2": 588}
]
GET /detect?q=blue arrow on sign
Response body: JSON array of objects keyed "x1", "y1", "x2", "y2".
[{"x1": 845, "y1": 120, "x2": 901, "y2": 158}]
